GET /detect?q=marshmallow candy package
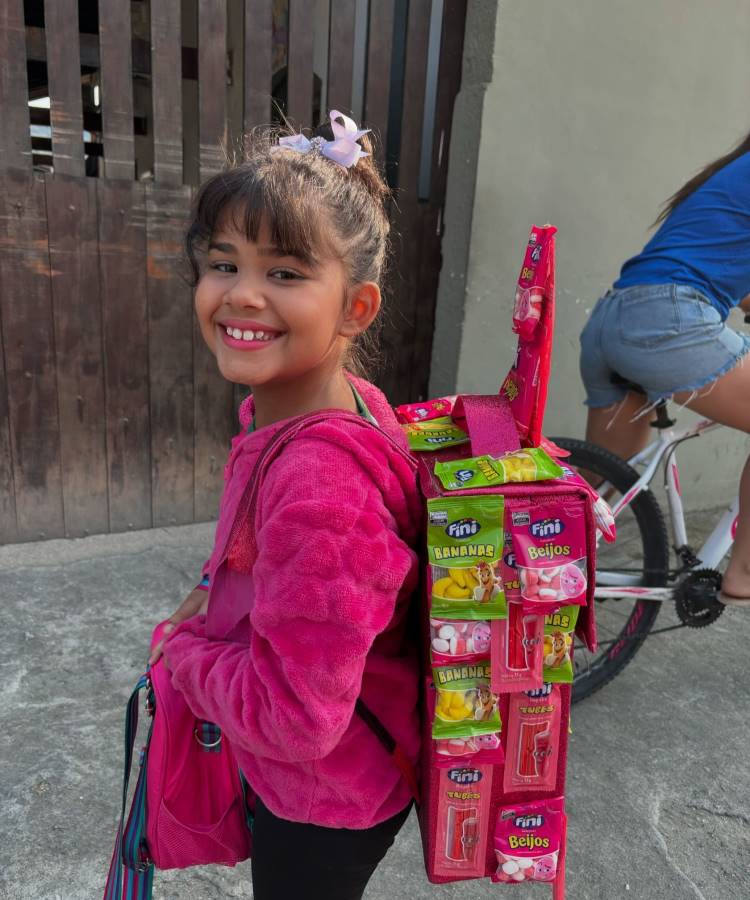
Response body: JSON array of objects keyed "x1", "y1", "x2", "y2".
[
  {"x1": 492, "y1": 797, "x2": 566, "y2": 884},
  {"x1": 510, "y1": 501, "x2": 588, "y2": 614},
  {"x1": 430, "y1": 618, "x2": 492, "y2": 666},
  {"x1": 503, "y1": 684, "x2": 562, "y2": 793},
  {"x1": 427, "y1": 496, "x2": 507, "y2": 620}
]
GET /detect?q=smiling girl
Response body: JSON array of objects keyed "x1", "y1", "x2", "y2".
[{"x1": 153, "y1": 113, "x2": 422, "y2": 900}]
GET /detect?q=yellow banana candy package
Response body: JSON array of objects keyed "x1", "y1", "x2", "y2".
[{"x1": 427, "y1": 496, "x2": 506, "y2": 620}]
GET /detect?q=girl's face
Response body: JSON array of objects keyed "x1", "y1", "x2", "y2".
[{"x1": 195, "y1": 218, "x2": 353, "y2": 389}]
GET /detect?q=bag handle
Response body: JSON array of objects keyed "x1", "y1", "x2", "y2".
[
  {"x1": 103, "y1": 675, "x2": 155, "y2": 900},
  {"x1": 451, "y1": 393, "x2": 521, "y2": 458}
]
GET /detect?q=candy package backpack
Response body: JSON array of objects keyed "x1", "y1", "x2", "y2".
[{"x1": 103, "y1": 621, "x2": 252, "y2": 900}]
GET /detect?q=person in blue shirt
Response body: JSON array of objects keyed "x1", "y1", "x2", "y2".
[{"x1": 580, "y1": 133, "x2": 750, "y2": 605}]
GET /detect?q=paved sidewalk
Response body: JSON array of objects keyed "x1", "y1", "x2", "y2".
[{"x1": 1, "y1": 521, "x2": 748, "y2": 899}]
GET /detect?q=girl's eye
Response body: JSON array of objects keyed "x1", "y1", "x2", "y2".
[
  {"x1": 270, "y1": 268, "x2": 305, "y2": 281},
  {"x1": 210, "y1": 262, "x2": 236, "y2": 274}
]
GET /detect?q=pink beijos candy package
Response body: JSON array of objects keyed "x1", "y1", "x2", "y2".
[
  {"x1": 492, "y1": 797, "x2": 566, "y2": 884},
  {"x1": 430, "y1": 618, "x2": 492, "y2": 666},
  {"x1": 395, "y1": 396, "x2": 456, "y2": 424},
  {"x1": 503, "y1": 683, "x2": 561, "y2": 793},
  {"x1": 490, "y1": 603, "x2": 544, "y2": 694},
  {"x1": 510, "y1": 502, "x2": 588, "y2": 614}
]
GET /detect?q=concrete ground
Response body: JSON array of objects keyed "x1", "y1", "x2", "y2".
[{"x1": 1, "y1": 518, "x2": 748, "y2": 900}]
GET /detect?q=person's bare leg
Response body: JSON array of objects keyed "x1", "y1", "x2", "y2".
[
  {"x1": 672, "y1": 357, "x2": 750, "y2": 599},
  {"x1": 586, "y1": 392, "x2": 656, "y2": 462}
]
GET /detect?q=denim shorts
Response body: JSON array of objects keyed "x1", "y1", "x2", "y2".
[{"x1": 579, "y1": 283, "x2": 750, "y2": 407}]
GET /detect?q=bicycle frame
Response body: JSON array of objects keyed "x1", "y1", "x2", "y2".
[{"x1": 594, "y1": 416, "x2": 738, "y2": 601}]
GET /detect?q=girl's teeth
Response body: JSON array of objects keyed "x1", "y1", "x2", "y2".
[{"x1": 226, "y1": 325, "x2": 274, "y2": 342}]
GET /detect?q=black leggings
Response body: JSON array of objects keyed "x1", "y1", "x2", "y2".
[{"x1": 250, "y1": 797, "x2": 412, "y2": 900}]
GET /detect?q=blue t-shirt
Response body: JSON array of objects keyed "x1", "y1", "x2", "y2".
[{"x1": 614, "y1": 151, "x2": 750, "y2": 319}]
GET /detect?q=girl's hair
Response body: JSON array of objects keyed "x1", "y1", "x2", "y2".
[
  {"x1": 185, "y1": 118, "x2": 391, "y2": 377},
  {"x1": 654, "y1": 129, "x2": 750, "y2": 226}
]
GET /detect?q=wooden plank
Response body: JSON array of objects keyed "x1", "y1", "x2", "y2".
[
  {"x1": 326, "y1": 0, "x2": 356, "y2": 114},
  {"x1": 150, "y1": 0, "x2": 183, "y2": 185},
  {"x1": 379, "y1": 0, "x2": 431, "y2": 404},
  {"x1": 363, "y1": 0, "x2": 395, "y2": 151},
  {"x1": 97, "y1": 180, "x2": 151, "y2": 531},
  {"x1": 43, "y1": 0, "x2": 85, "y2": 177},
  {"x1": 0, "y1": 0, "x2": 31, "y2": 170},
  {"x1": 45, "y1": 175, "x2": 109, "y2": 536},
  {"x1": 198, "y1": 0, "x2": 228, "y2": 176},
  {"x1": 244, "y1": 0, "x2": 273, "y2": 128},
  {"x1": 409, "y1": 0, "x2": 468, "y2": 399},
  {"x1": 0, "y1": 171, "x2": 65, "y2": 539},
  {"x1": 98, "y1": 0, "x2": 135, "y2": 179},
  {"x1": 287, "y1": 0, "x2": 315, "y2": 126},
  {"x1": 146, "y1": 183, "x2": 195, "y2": 526},
  {"x1": 0, "y1": 306, "x2": 18, "y2": 542}
]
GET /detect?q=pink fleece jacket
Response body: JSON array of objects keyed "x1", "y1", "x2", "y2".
[{"x1": 164, "y1": 377, "x2": 423, "y2": 829}]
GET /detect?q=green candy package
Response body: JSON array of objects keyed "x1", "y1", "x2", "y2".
[
  {"x1": 542, "y1": 605, "x2": 580, "y2": 683},
  {"x1": 427, "y1": 496, "x2": 507, "y2": 620},
  {"x1": 403, "y1": 418, "x2": 469, "y2": 452},
  {"x1": 434, "y1": 447, "x2": 564, "y2": 491},
  {"x1": 432, "y1": 661, "x2": 502, "y2": 739}
]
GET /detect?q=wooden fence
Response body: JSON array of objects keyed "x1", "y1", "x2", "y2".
[{"x1": 0, "y1": 0, "x2": 467, "y2": 543}]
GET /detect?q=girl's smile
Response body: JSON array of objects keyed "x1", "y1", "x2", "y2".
[{"x1": 218, "y1": 318, "x2": 285, "y2": 350}]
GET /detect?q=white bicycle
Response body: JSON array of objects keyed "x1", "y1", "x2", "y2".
[{"x1": 553, "y1": 392, "x2": 733, "y2": 702}]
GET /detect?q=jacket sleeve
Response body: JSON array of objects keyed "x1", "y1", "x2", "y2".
[{"x1": 164, "y1": 438, "x2": 417, "y2": 763}]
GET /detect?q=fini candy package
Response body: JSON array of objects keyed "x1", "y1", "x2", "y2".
[
  {"x1": 490, "y1": 602, "x2": 544, "y2": 693},
  {"x1": 501, "y1": 224, "x2": 557, "y2": 446},
  {"x1": 403, "y1": 418, "x2": 469, "y2": 452},
  {"x1": 503, "y1": 684, "x2": 561, "y2": 793},
  {"x1": 427, "y1": 497, "x2": 506, "y2": 619},
  {"x1": 433, "y1": 764, "x2": 494, "y2": 878},
  {"x1": 543, "y1": 605, "x2": 579, "y2": 683},
  {"x1": 510, "y1": 501, "x2": 588, "y2": 613},
  {"x1": 434, "y1": 732, "x2": 504, "y2": 766},
  {"x1": 433, "y1": 447, "x2": 563, "y2": 491},
  {"x1": 432, "y1": 662, "x2": 501, "y2": 739},
  {"x1": 430, "y1": 618, "x2": 492, "y2": 665},
  {"x1": 492, "y1": 797, "x2": 566, "y2": 884},
  {"x1": 395, "y1": 396, "x2": 456, "y2": 424}
]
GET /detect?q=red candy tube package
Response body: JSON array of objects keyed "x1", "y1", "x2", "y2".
[
  {"x1": 503, "y1": 683, "x2": 561, "y2": 793},
  {"x1": 510, "y1": 502, "x2": 588, "y2": 613},
  {"x1": 501, "y1": 225, "x2": 557, "y2": 446},
  {"x1": 492, "y1": 797, "x2": 566, "y2": 884},
  {"x1": 490, "y1": 603, "x2": 544, "y2": 694},
  {"x1": 433, "y1": 764, "x2": 494, "y2": 878}
]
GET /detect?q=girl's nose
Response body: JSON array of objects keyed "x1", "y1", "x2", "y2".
[{"x1": 224, "y1": 275, "x2": 266, "y2": 309}]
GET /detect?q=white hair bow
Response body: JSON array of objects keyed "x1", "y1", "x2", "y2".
[{"x1": 274, "y1": 110, "x2": 370, "y2": 168}]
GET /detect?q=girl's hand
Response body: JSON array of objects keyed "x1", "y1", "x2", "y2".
[{"x1": 148, "y1": 588, "x2": 209, "y2": 665}]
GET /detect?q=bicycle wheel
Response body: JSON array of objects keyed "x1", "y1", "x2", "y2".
[{"x1": 550, "y1": 437, "x2": 671, "y2": 702}]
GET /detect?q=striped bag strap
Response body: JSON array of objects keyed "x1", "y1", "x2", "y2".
[{"x1": 103, "y1": 673, "x2": 155, "y2": 900}]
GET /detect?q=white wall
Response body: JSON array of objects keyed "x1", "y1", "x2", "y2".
[{"x1": 435, "y1": 0, "x2": 750, "y2": 511}]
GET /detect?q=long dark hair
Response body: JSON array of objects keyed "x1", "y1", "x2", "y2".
[{"x1": 654, "y1": 130, "x2": 750, "y2": 226}]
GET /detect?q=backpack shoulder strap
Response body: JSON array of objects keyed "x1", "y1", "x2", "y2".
[{"x1": 355, "y1": 698, "x2": 420, "y2": 804}]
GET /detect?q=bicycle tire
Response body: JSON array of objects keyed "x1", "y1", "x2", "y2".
[{"x1": 550, "y1": 437, "x2": 671, "y2": 702}]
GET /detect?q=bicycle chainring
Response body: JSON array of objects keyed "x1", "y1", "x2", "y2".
[{"x1": 674, "y1": 569, "x2": 725, "y2": 628}]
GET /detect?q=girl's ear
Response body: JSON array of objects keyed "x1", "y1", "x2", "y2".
[{"x1": 340, "y1": 282, "x2": 381, "y2": 337}]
